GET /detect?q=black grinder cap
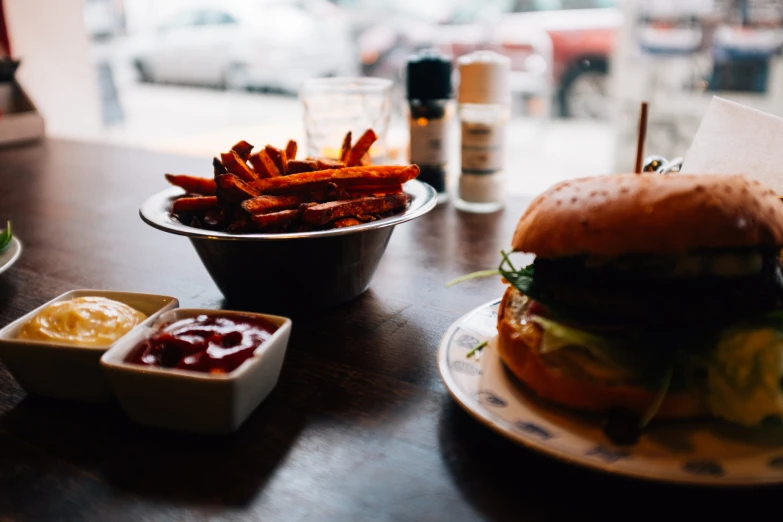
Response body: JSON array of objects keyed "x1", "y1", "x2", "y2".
[{"x1": 406, "y1": 50, "x2": 453, "y2": 101}]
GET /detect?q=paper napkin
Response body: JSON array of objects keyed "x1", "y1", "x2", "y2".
[{"x1": 681, "y1": 96, "x2": 783, "y2": 194}]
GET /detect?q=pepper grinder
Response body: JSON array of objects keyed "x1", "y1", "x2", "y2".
[{"x1": 406, "y1": 50, "x2": 453, "y2": 204}]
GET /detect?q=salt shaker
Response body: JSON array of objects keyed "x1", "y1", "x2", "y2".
[{"x1": 455, "y1": 51, "x2": 511, "y2": 213}]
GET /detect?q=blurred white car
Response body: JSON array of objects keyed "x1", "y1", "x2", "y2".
[{"x1": 129, "y1": 2, "x2": 358, "y2": 92}]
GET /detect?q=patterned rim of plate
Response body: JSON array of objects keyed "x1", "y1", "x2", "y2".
[{"x1": 437, "y1": 299, "x2": 783, "y2": 487}]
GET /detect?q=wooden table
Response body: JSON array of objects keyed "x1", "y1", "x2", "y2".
[{"x1": 0, "y1": 139, "x2": 779, "y2": 521}]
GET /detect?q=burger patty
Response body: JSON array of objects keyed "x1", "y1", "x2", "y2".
[{"x1": 529, "y1": 249, "x2": 783, "y2": 327}]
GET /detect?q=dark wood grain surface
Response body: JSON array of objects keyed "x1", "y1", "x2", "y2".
[{"x1": 0, "y1": 139, "x2": 780, "y2": 522}]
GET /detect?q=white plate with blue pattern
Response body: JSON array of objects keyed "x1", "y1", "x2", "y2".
[{"x1": 438, "y1": 299, "x2": 783, "y2": 486}]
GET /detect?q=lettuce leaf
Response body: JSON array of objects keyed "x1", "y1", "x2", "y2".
[
  {"x1": 532, "y1": 316, "x2": 627, "y2": 365},
  {"x1": 531, "y1": 311, "x2": 783, "y2": 427},
  {"x1": 451, "y1": 250, "x2": 783, "y2": 427},
  {"x1": 529, "y1": 315, "x2": 679, "y2": 388}
]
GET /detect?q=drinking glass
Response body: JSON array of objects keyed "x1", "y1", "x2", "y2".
[{"x1": 300, "y1": 77, "x2": 393, "y2": 162}]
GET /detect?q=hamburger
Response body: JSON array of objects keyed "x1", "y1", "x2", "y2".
[{"x1": 492, "y1": 173, "x2": 783, "y2": 440}]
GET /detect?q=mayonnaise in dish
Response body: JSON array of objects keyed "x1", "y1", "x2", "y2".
[{"x1": 19, "y1": 296, "x2": 147, "y2": 346}]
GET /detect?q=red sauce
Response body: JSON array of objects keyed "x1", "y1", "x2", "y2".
[{"x1": 125, "y1": 314, "x2": 278, "y2": 374}]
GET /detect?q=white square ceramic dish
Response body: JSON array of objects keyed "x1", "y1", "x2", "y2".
[
  {"x1": 100, "y1": 308, "x2": 292, "y2": 435},
  {"x1": 0, "y1": 289, "x2": 178, "y2": 402}
]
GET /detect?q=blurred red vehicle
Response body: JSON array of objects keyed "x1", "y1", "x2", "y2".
[
  {"x1": 357, "y1": 0, "x2": 622, "y2": 119},
  {"x1": 437, "y1": 1, "x2": 621, "y2": 119}
]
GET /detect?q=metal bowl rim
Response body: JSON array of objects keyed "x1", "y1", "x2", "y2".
[{"x1": 139, "y1": 179, "x2": 438, "y2": 241}]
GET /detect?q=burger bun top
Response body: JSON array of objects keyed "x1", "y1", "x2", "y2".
[{"x1": 512, "y1": 173, "x2": 783, "y2": 258}]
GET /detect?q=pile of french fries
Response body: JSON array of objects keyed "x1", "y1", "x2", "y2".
[{"x1": 163, "y1": 129, "x2": 420, "y2": 233}]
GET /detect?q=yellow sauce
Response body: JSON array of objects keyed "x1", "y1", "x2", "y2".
[{"x1": 19, "y1": 296, "x2": 147, "y2": 346}]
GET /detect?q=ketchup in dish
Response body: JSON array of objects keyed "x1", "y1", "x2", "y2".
[
  {"x1": 19, "y1": 296, "x2": 147, "y2": 346},
  {"x1": 126, "y1": 314, "x2": 278, "y2": 374}
]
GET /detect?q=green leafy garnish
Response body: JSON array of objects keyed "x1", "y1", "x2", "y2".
[
  {"x1": 0, "y1": 221, "x2": 11, "y2": 251},
  {"x1": 445, "y1": 269, "x2": 500, "y2": 288},
  {"x1": 445, "y1": 250, "x2": 531, "y2": 289},
  {"x1": 445, "y1": 249, "x2": 552, "y2": 306},
  {"x1": 466, "y1": 340, "x2": 488, "y2": 359},
  {"x1": 497, "y1": 250, "x2": 558, "y2": 309},
  {"x1": 498, "y1": 250, "x2": 533, "y2": 292}
]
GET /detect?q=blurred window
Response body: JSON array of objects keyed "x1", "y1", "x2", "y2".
[
  {"x1": 513, "y1": 0, "x2": 561, "y2": 10},
  {"x1": 565, "y1": 0, "x2": 616, "y2": 7},
  {"x1": 510, "y1": 0, "x2": 616, "y2": 11},
  {"x1": 448, "y1": 0, "x2": 511, "y2": 23},
  {"x1": 161, "y1": 10, "x2": 200, "y2": 29},
  {"x1": 200, "y1": 10, "x2": 238, "y2": 26}
]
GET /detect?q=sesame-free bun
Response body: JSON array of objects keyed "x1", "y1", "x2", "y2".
[
  {"x1": 512, "y1": 174, "x2": 783, "y2": 258},
  {"x1": 496, "y1": 287, "x2": 707, "y2": 420}
]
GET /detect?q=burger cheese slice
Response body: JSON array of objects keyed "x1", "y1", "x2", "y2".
[{"x1": 496, "y1": 173, "x2": 783, "y2": 430}]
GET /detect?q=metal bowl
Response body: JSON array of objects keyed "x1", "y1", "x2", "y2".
[{"x1": 139, "y1": 180, "x2": 437, "y2": 313}]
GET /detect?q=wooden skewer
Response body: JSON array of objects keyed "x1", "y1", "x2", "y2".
[{"x1": 634, "y1": 101, "x2": 649, "y2": 174}]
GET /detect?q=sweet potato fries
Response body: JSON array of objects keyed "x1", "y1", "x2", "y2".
[{"x1": 163, "y1": 129, "x2": 418, "y2": 233}]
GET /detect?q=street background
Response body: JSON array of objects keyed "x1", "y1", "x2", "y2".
[{"x1": 11, "y1": 0, "x2": 783, "y2": 196}]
